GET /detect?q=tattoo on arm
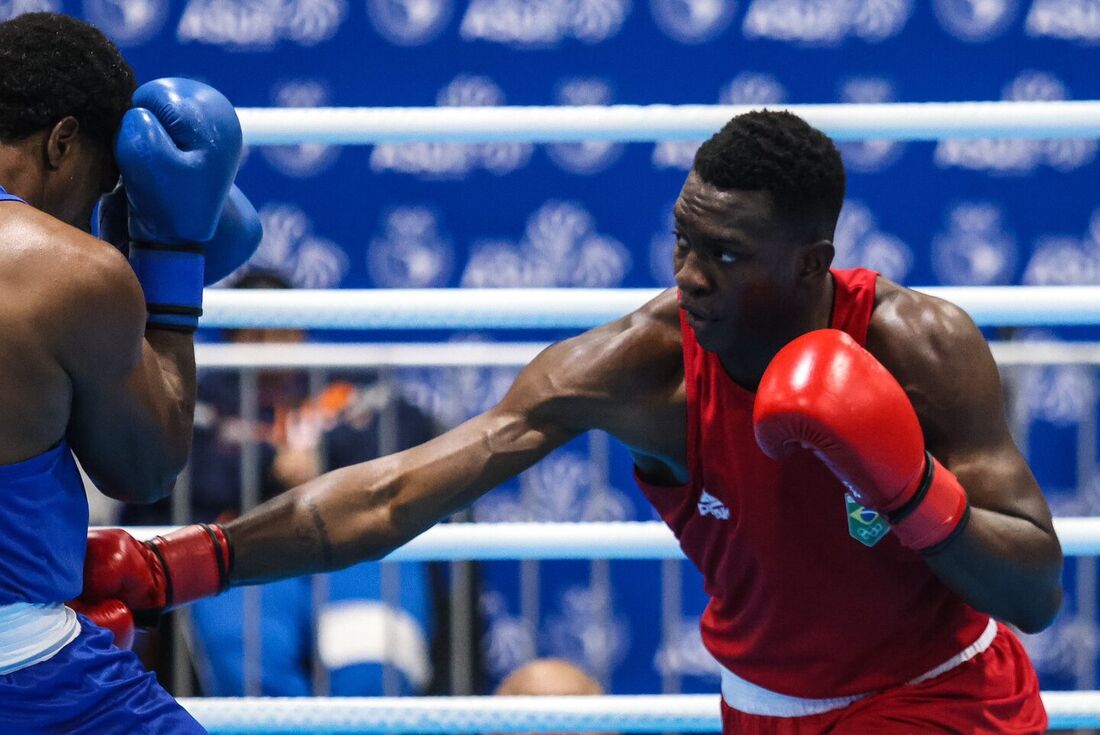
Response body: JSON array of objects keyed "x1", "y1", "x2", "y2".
[{"x1": 297, "y1": 497, "x2": 335, "y2": 570}]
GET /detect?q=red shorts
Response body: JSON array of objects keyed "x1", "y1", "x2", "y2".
[{"x1": 720, "y1": 624, "x2": 1046, "y2": 734}]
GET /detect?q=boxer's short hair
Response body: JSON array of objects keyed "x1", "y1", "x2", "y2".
[
  {"x1": 0, "y1": 12, "x2": 136, "y2": 152},
  {"x1": 693, "y1": 110, "x2": 846, "y2": 240}
]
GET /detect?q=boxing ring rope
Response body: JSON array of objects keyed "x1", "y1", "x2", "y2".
[
  {"x1": 172, "y1": 691, "x2": 1100, "y2": 732},
  {"x1": 190, "y1": 341, "x2": 1100, "y2": 369},
  {"x1": 201, "y1": 286, "x2": 1100, "y2": 330},
  {"x1": 180, "y1": 694, "x2": 718, "y2": 733},
  {"x1": 236, "y1": 100, "x2": 1100, "y2": 144},
  {"x1": 116, "y1": 519, "x2": 1100, "y2": 560}
]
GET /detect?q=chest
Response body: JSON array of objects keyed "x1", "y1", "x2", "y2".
[{"x1": 668, "y1": 371, "x2": 891, "y2": 557}]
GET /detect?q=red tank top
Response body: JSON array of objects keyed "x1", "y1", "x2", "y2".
[{"x1": 635, "y1": 268, "x2": 990, "y2": 698}]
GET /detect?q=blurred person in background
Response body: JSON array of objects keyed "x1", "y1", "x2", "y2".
[
  {"x1": 496, "y1": 658, "x2": 603, "y2": 696},
  {"x1": 494, "y1": 658, "x2": 614, "y2": 735}
]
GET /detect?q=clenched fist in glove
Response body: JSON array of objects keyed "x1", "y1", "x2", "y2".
[
  {"x1": 115, "y1": 77, "x2": 243, "y2": 332},
  {"x1": 753, "y1": 329, "x2": 970, "y2": 552},
  {"x1": 70, "y1": 525, "x2": 232, "y2": 648}
]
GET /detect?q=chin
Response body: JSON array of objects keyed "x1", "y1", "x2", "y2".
[{"x1": 692, "y1": 326, "x2": 730, "y2": 354}]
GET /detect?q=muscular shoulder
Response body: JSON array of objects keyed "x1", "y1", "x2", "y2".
[
  {"x1": 868, "y1": 278, "x2": 978, "y2": 360},
  {"x1": 564, "y1": 288, "x2": 680, "y2": 378},
  {"x1": 0, "y1": 206, "x2": 145, "y2": 375},
  {"x1": 503, "y1": 289, "x2": 684, "y2": 429},
  {"x1": 867, "y1": 277, "x2": 1001, "y2": 448},
  {"x1": 554, "y1": 289, "x2": 682, "y2": 398}
]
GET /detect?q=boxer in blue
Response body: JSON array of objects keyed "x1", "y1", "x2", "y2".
[{"x1": 0, "y1": 13, "x2": 260, "y2": 734}]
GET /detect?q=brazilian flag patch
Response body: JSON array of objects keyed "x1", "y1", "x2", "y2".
[{"x1": 845, "y1": 493, "x2": 890, "y2": 547}]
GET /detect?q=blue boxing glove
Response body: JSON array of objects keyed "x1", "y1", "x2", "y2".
[
  {"x1": 203, "y1": 184, "x2": 263, "y2": 284},
  {"x1": 116, "y1": 77, "x2": 243, "y2": 332},
  {"x1": 98, "y1": 182, "x2": 262, "y2": 286}
]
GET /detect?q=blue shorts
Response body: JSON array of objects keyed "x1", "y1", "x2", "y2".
[{"x1": 0, "y1": 615, "x2": 206, "y2": 734}]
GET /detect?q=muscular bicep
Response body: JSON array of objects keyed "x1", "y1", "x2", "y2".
[
  {"x1": 499, "y1": 296, "x2": 685, "y2": 454},
  {"x1": 385, "y1": 401, "x2": 579, "y2": 530},
  {"x1": 339, "y1": 313, "x2": 677, "y2": 545},
  {"x1": 946, "y1": 438, "x2": 1053, "y2": 535}
]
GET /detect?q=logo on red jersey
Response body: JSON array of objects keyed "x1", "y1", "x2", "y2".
[
  {"x1": 698, "y1": 490, "x2": 730, "y2": 521},
  {"x1": 845, "y1": 493, "x2": 890, "y2": 547}
]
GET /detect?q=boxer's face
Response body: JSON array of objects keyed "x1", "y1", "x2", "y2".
[
  {"x1": 66, "y1": 138, "x2": 118, "y2": 233},
  {"x1": 41, "y1": 119, "x2": 118, "y2": 232},
  {"x1": 673, "y1": 170, "x2": 805, "y2": 356}
]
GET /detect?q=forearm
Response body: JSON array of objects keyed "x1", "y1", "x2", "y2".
[
  {"x1": 924, "y1": 506, "x2": 1063, "y2": 633},
  {"x1": 225, "y1": 410, "x2": 574, "y2": 586},
  {"x1": 141, "y1": 330, "x2": 198, "y2": 473},
  {"x1": 98, "y1": 332, "x2": 196, "y2": 500},
  {"x1": 224, "y1": 463, "x2": 398, "y2": 585}
]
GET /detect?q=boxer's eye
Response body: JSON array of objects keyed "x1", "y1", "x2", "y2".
[{"x1": 672, "y1": 231, "x2": 689, "y2": 252}]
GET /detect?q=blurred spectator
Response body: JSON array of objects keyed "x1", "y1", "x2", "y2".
[
  {"x1": 122, "y1": 270, "x2": 442, "y2": 696},
  {"x1": 495, "y1": 658, "x2": 603, "y2": 696},
  {"x1": 494, "y1": 658, "x2": 613, "y2": 735}
]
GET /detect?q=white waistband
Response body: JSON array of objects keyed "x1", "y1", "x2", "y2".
[
  {"x1": 0, "y1": 602, "x2": 81, "y2": 675},
  {"x1": 720, "y1": 617, "x2": 999, "y2": 718}
]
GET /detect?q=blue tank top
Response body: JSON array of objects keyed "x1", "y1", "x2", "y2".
[
  {"x1": 0, "y1": 184, "x2": 89, "y2": 603},
  {"x1": 0, "y1": 441, "x2": 89, "y2": 603},
  {"x1": 0, "y1": 182, "x2": 25, "y2": 204}
]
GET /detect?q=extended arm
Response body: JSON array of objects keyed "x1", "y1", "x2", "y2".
[
  {"x1": 228, "y1": 295, "x2": 685, "y2": 581},
  {"x1": 73, "y1": 294, "x2": 685, "y2": 647},
  {"x1": 228, "y1": 294, "x2": 686, "y2": 581},
  {"x1": 72, "y1": 374, "x2": 573, "y2": 637}
]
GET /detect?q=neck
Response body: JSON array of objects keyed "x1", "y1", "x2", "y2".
[
  {"x1": 0, "y1": 143, "x2": 45, "y2": 208},
  {"x1": 717, "y1": 274, "x2": 835, "y2": 391}
]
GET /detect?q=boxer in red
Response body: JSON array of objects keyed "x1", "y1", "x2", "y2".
[{"x1": 79, "y1": 109, "x2": 1061, "y2": 733}]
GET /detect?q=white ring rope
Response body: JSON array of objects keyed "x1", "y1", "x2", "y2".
[
  {"x1": 194, "y1": 341, "x2": 549, "y2": 368},
  {"x1": 111, "y1": 519, "x2": 1100, "y2": 559},
  {"x1": 236, "y1": 101, "x2": 1100, "y2": 145},
  {"x1": 194, "y1": 340, "x2": 1100, "y2": 369},
  {"x1": 201, "y1": 286, "x2": 1100, "y2": 330},
  {"x1": 177, "y1": 692, "x2": 1100, "y2": 732}
]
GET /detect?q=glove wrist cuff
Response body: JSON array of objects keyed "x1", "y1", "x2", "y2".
[
  {"x1": 148, "y1": 523, "x2": 232, "y2": 609},
  {"x1": 129, "y1": 243, "x2": 205, "y2": 332},
  {"x1": 887, "y1": 454, "x2": 970, "y2": 552}
]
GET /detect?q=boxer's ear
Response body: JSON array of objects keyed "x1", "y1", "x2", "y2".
[
  {"x1": 797, "y1": 239, "x2": 834, "y2": 281},
  {"x1": 45, "y1": 117, "x2": 81, "y2": 169}
]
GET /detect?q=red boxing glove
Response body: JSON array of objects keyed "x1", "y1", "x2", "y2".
[
  {"x1": 67, "y1": 598, "x2": 135, "y2": 650},
  {"x1": 76, "y1": 524, "x2": 232, "y2": 620},
  {"x1": 753, "y1": 329, "x2": 969, "y2": 552}
]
